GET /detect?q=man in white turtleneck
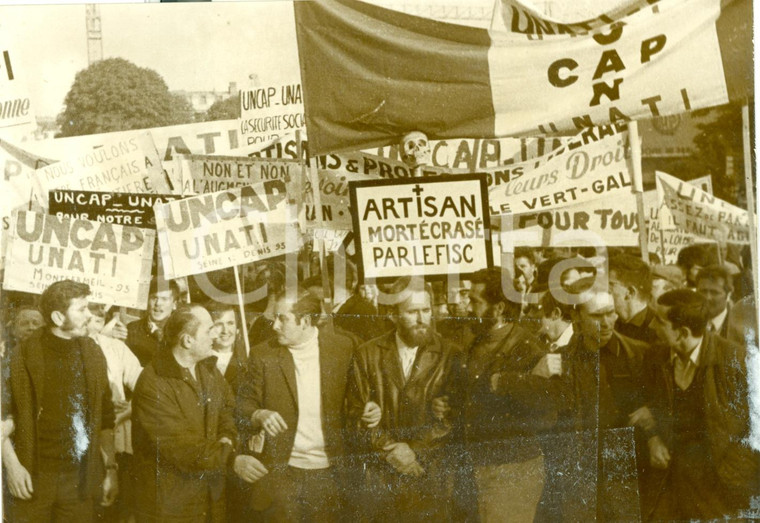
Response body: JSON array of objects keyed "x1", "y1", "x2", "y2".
[{"x1": 237, "y1": 289, "x2": 380, "y2": 522}]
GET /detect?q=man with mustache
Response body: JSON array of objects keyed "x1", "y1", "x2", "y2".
[{"x1": 347, "y1": 277, "x2": 462, "y2": 522}]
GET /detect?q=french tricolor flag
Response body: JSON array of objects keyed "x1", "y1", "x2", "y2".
[{"x1": 294, "y1": 0, "x2": 751, "y2": 156}]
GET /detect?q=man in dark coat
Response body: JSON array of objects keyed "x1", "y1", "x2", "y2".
[
  {"x1": 235, "y1": 289, "x2": 378, "y2": 521},
  {"x1": 2, "y1": 280, "x2": 118, "y2": 522},
  {"x1": 558, "y1": 281, "x2": 654, "y2": 521},
  {"x1": 460, "y1": 267, "x2": 563, "y2": 522},
  {"x1": 347, "y1": 277, "x2": 462, "y2": 522},
  {"x1": 645, "y1": 289, "x2": 758, "y2": 520},
  {"x1": 132, "y1": 304, "x2": 266, "y2": 523}
]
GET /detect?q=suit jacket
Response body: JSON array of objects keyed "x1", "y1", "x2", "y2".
[
  {"x1": 346, "y1": 330, "x2": 462, "y2": 468},
  {"x1": 235, "y1": 328, "x2": 356, "y2": 509},
  {"x1": 220, "y1": 336, "x2": 248, "y2": 395},
  {"x1": 132, "y1": 349, "x2": 237, "y2": 522},
  {"x1": 4, "y1": 329, "x2": 114, "y2": 499},
  {"x1": 644, "y1": 332, "x2": 759, "y2": 503}
]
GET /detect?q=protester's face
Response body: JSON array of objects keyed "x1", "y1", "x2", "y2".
[
  {"x1": 273, "y1": 299, "x2": 309, "y2": 347},
  {"x1": 515, "y1": 257, "x2": 535, "y2": 284},
  {"x1": 187, "y1": 308, "x2": 218, "y2": 362},
  {"x1": 467, "y1": 283, "x2": 500, "y2": 333},
  {"x1": 148, "y1": 290, "x2": 176, "y2": 322},
  {"x1": 212, "y1": 310, "x2": 237, "y2": 351},
  {"x1": 650, "y1": 278, "x2": 674, "y2": 306},
  {"x1": 540, "y1": 310, "x2": 564, "y2": 342},
  {"x1": 13, "y1": 310, "x2": 44, "y2": 340},
  {"x1": 58, "y1": 297, "x2": 92, "y2": 337},
  {"x1": 395, "y1": 291, "x2": 432, "y2": 347},
  {"x1": 87, "y1": 315, "x2": 105, "y2": 337},
  {"x1": 608, "y1": 270, "x2": 630, "y2": 319},
  {"x1": 696, "y1": 278, "x2": 728, "y2": 319},
  {"x1": 687, "y1": 265, "x2": 703, "y2": 286},
  {"x1": 577, "y1": 292, "x2": 617, "y2": 349},
  {"x1": 652, "y1": 304, "x2": 681, "y2": 350},
  {"x1": 448, "y1": 281, "x2": 471, "y2": 317}
]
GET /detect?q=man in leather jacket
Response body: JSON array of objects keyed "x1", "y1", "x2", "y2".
[{"x1": 347, "y1": 277, "x2": 462, "y2": 522}]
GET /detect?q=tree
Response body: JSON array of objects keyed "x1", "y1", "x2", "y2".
[
  {"x1": 56, "y1": 58, "x2": 195, "y2": 137},
  {"x1": 692, "y1": 103, "x2": 745, "y2": 205},
  {"x1": 204, "y1": 93, "x2": 240, "y2": 122}
]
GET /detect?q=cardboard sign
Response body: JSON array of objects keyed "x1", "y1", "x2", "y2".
[
  {"x1": 3, "y1": 210, "x2": 155, "y2": 309},
  {"x1": 656, "y1": 170, "x2": 751, "y2": 244},
  {"x1": 502, "y1": 192, "x2": 641, "y2": 249},
  {"x1": 486, "y1": 124, "x2": 633, "y2": 215},
  {"x1": 239, "y1": 83, "x2": 305, "y2": 145},
  {"x1": 0, "y1": 47, "x2": 35, "y2": 136},
  {"x1": 154, "y1": 180, "x2": 298, "y2": 279},
  {"x1": 30, "y1": 132, "x2": 172, "y2": 206},
  {"x1": 177, "y1": 154, "x2": 298, "y2": 195},
  {"x1": 49, "y1": 190, "x2": 181, "y2": 229},
  {"x1": 350, "y1": 175, "x2": 492, "y2": 281}
]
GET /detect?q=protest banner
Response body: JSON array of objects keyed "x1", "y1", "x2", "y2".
[
  {"x1": 153, "y1": 180, "x2": 298, "y2": 279},
  {"x1": 656, "y1": 170, "x2": 751, "y2": 244},
  {"x1": 49, "y1": 190, "x2": 181, "y2": 229},
  {"x1": 3, "y1": 210, "x2": 155, "y2": 309},
  {"x1": 642, "y1": 190, "x2": 695, "y2": 264},
  {"x1": 0, "y1": 139, "x2": 52, "y2": 267},
  {"x1": 486, "y1": 123, "x2": 633, "y2": 215},
  {"x1": 177, "y1": 153, "x2": 298, "y2": 195},
  {"x1": 503, "y1": 192, "x2": 641, "y2": 249},
  {"x1": 349, "y1": 175, "x2": 492, "y2": 281},
  {"x1": 294, "y1": 0, "x2": 750, "y2": 155},
  {"x1": 0, "y1": 45, "x2": 35, "y2": 137},
  {"x1": 501, "y1": 185, "x2": 703, "y2": 264},
  {"x1": 30, "y1": 131, "x2": 172, "y2": 206},
  {"x1": 239, "y1": 83, "x2": 305, "y2": 145},
  {"x1": 21, "y1": 119, "x2": 242, "y2": 163},
  {"x1": 243, "y1": 131, "x2": 564, "y2": 169}
]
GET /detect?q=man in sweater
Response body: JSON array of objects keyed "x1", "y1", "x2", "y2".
[
  {"x1": 2, "y1": 280, "x2": 118, "y2": 522},
  {"x1": 236, "y1": 289, "x2": 380, "y2": 521},
  {"x1": 646, "y1": 289, "x2": 758, "y2": 519}
]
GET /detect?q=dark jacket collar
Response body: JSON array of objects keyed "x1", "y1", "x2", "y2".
[{"x1": 153, "y1": 346, "x2": 217, "y2": 380}]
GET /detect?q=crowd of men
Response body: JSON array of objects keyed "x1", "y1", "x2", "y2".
[{"x1": 1, "y1": 241, "x2": 758, "y2": 522}]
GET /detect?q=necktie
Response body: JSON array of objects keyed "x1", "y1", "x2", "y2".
[{"x1": 674, "y1": 358, "x2": 694, "y2": 390}]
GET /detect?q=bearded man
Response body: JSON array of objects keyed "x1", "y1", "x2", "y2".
[{"x1": 347, "y1": 277, "x2": 462, "y2": 522}]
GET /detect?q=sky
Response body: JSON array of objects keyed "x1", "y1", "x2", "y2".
[
  {"x1": 0, "y1": 0, "x2": 503, "y2": 118},
  {"x1": 0, "y1": 1, "x2": 303, "y2": 117}
]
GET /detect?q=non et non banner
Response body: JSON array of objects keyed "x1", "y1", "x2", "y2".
[
  {"x1": 177, "y1": 153, "x2": 298, "y2": 196},
  {"x1": 3, "y1": 210, "x2": 155, "y2": 309}
]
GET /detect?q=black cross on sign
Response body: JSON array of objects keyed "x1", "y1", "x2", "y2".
[{"x1": 412, "y1": 184, "x2": 424, "y2": 196}]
